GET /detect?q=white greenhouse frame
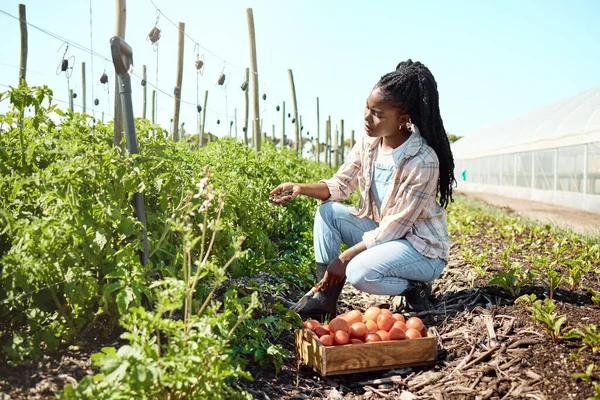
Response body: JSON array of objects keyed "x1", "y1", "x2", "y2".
[{"x1": 451, "y1": 86, "x2": 600, "y2": 213}]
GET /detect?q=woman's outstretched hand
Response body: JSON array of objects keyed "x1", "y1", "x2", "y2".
[{"x1": 269, "y1": 182, "x2": 301, "y2": 204}]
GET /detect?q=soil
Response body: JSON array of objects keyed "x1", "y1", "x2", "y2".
[{"x1": 2, "y1": 194, "x2": 600, "y2": 399}]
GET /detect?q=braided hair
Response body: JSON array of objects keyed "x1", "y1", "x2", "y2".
[{"x1": 376, "y1": 59, "x2": 455, "y2": 208}]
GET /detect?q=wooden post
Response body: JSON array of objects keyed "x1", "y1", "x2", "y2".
[
  {"x1": 340, "y1": 119, "x2": 345, "y2": 164},
  {"x1": 81, "y1": 62, "x2": 87, "y2": 113},
  {"x1": 200, "y1": 90, "x2": 208, "y2": 147},
  {"x1": 327, "y1": 117, "x2": 332, "y2": 167},
  {"x1": 172, "y1": 22, "x2": 185, "y2": 142},
  {"x1": 243, "y1": 68, "x2": 249, "y2": 146},
  {"x1": 351, "y1": 129, "x2": 355, "y2": 148},
  {"x1": 18, "y1": 4, "x2": 27, "y2": 83},
  {"x1": 234, "y1": 108, "x2": 238, "y2": 138},
  {"x1": 281, "y1": 101, "x2": 286, "y2": 148},
  {"x1": 246, "y1": 8, "x2": 261, "y2": 151},
  {"x1": 142, "y1": 64, "x2": 147, "y2": 119},
  {"x1": 151, "y1": 90, "x2": 156, "y2": 124},
  {"x1": 113, "y1": 0, "x2": 126, "y2": 149},
  {"x1": 272, "y1": 124, "x2": 275, "y2": 144},
  {"x1": 316, "y1": 97, "x2": 320, "y2": 162},
  {"x1": 287, "y1": 69, "x2": 300, "y2": 155},
  {"x1": 300, "y1": 115, "x2": 303, "y2": 154},
  {"x1": 333, "y1": 124, "x2": 339, "y2": 166},
  {"x1": 69, "y1": 89, "x2": 74, "y2": 111}
]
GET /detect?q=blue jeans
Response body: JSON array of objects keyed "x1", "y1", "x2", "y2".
[{"x1": 314, "y1": 201, "x2": 446, "y2": 296}]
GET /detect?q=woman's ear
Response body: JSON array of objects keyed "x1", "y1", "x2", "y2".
[{"x1": 397, "y1": 112, "x2": 411, "y2": 125}]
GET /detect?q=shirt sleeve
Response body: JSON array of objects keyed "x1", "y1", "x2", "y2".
[
  {"x1": 319, "y1": 139, "x2": 362, "y2": 201},
  {"x1": 362, "y1": 160, "x2": 439, "y2": 248}
]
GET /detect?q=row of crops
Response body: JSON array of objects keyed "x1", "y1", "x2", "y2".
[
  {"x1": 0, "y1": 84, "x2": 336, "y2": 398},
  {"x1": 2, "y1": 83, "x2": 600, "y2": 398}
]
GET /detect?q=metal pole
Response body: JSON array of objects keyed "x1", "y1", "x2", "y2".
[{"x1": 110, "y1": 36, "x2": 149, "y2": 266}]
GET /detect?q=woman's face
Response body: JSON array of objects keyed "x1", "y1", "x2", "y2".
[{"x1": 364, "y1": 87, "x2": 409, "y2": 138}]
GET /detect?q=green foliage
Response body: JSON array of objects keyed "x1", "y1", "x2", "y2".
[
  {"x1": 585, "y1": 287, "x2": 600, "y2": 307},
  {"x1": 563, "y1": 324, "x2": 600, "y2": 354},
  {"x1": 516, "y1": 295, "x2": 566, "y2": 342},
  {"x1": 488, "y1": 263, "x2": 532, "y2": 298},
  {"x1": 0, "y1": 83, "x2": 334, "y2": 366}
]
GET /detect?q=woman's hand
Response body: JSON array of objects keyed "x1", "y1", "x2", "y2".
[
  {"x1": 269, "y1": 182, "x2": 301, "y2": 204},
  {"x1": 319, "y1": 257, "x2": 347, "y2": 289}
]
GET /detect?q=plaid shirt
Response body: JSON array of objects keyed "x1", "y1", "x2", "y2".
[{"x1": 321, "y1": 125, "x2": 449, "y2": 260}]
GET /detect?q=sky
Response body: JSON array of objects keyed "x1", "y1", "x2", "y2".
[{"x1": 1, "y1": 0, "x2": 599, "y2": 152}]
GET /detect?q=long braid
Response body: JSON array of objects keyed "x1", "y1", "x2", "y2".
[{"x1": 376, "y1": 59, "x2": 456, "y2": 208}]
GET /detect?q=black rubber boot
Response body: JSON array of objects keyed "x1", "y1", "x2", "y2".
[
  {"x1": 403, "y1": 281, "x2": 433, "y2": 312},
  {"x1": 292, "y1": 262, "x2": 345, "y2": 322}
]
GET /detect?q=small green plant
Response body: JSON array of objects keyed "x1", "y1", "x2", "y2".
[
  {"x1": 489, "y1": 262, "x2": 531, "y2": 298},
  {"x1": 516, "y1": 295, "x2": 566, "y2": 342},
  {"x1": 563, "y1": 324, "x2": 600, "y2": 353},
  {"x1": 567, "y1": 263, "x2": 583, "y2": 291},
  {"x1": 570, "y1": 353, "x2": 595, "y2": 382},
  {"x1": 531, "y1": 254, "x2": 562, "y2": 300},
  {"x1": 585, "y1": 287, "x2": 600, "y2": 307}
]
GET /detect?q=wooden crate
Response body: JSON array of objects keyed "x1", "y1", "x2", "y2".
[{"x1": 295, "y1": 328, "x2": 437, "y2": 376}]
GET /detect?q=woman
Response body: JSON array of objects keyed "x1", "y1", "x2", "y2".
[{"x1": 270, "y1": 60, "x2": 455, "y2": 320}]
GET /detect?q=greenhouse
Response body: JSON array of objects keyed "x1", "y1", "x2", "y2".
[{"x1": 451, "y1": 85, "x2": 600, "y2": 212}]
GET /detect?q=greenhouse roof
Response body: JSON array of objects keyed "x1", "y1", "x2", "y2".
[{"x1": 451, "y1": 85, "x2": 600, "y2": 159}]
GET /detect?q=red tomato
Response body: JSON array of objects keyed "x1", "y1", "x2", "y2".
[
  {"x1": 319, "y1": 334, "x2": 334, "y2": 346},
  {"x1": 314, "y1": 325, "x2": 330, "y2": 338},
  {"x1": 333, "y1": 330, "x2": 350, "y2": 345},
  {"x1": 365, "y1": 333, "x2": 382, "y2": 343},
  {"x1": 405, "y1": 328, "x2": 422, "y2": 339},
  {"x1": 377, "y1": 330, "x2": 390, "y2": 341},
  {"x1": 364, "y1": 306, "x2": 382, "y2": 322},
  {"x1": 349, "y1": 322, "x2": 368, "y2": 340},
  {"x1": 329, "y1": 317, "x2": 350, "y2": 333},
  {"x1": 406, "y1": 317, "x2": 424, "y2": 332},
  {"x1": 389, "y1": 327, "x2": 406, "y2": 340},
  {"x1": 365, "y1": 319, "x2": 378, "y2": 334},
  {"x1": 392, "y1": 313, "x2": 405, "y2": 323},
  {"x1": 377, "y1": 313, "x2": 396, "y2": 332}
]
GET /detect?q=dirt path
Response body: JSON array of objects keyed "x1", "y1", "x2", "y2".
[{"x1": 457, "y1": 190, "x2": 600, "y2": 237}]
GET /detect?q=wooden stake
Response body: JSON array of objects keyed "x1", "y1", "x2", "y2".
[
  {"x1": 281, "y1": 101, "x2": 286, "y2": 148},
  {"x1": 151, "y1": 90, "x2": 156, "y2": 124},
  {"x1": 333, "y1": 124, "x2": 339, "y2": 166},
  {"x1": 327, "y1": 117, "x2": 331, "y2": 166},
  {"x1": 234, "y1": 108, "x2": 238, "y2": 138},
  {"x1": 351, "y1": 129, "x2": 355, "y2": 148},
  {"x1": 69, "y1": 89, "x2": 74, "y2": 112},
  {"x1": 340, "y1": 119, "x2": 345, "y2": 164},
  {"x1": 287, "y1": 69, "x2": 300, "y2": 155},
  {"x1": 113, "y1": 0, "x2": 126, "y2": 149},
  {"x1": 172, "y1": 22, "x2": 185, "y2": 142},
  {"x1": 200, "y1": 90, "x2": 208, "y2": 147},
  {"x1": 142, "y1": 64, "x2": 147, "y2": 119},
  {"x1": 246, "y1": 8, "x2": 261, "y2": 151},
  {"x1": 316, "y1": 97, "x2": 320, "y2": 162},
  {"x1": 243, "y1": 68, "x2": 249, "y2": 146},
  {"x1": 18, "y1": 4, "x2": 27, "y2": 83},
  {"x1": 81, "y1": 62, "x2": 87, "y2": 113}
]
